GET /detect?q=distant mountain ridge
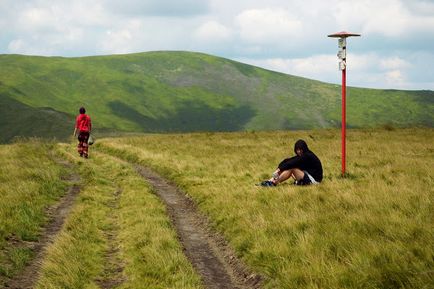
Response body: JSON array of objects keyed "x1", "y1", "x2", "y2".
[{"x1": 0, "y1": 51, "x2": 432, "y2": 142}]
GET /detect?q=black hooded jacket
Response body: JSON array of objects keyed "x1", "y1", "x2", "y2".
[{"x1": 277, "y1": 140, "x2": 323, "y2": 182}]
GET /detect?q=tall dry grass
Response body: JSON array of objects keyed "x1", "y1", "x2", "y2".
[
  {"x1": 0, "y1": 140, "x2": 67, "y2": 284},
  {"x1": 35, "y1": 144, "x2": 202, "y2": 288},
  {"x1": 98, "y1": 128, "x2": 434, "y2": 289}
]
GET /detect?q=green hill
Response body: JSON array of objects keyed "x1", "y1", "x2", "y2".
[
  {"x1": 0, "y1": 51, "x2": 432, "y2": 142},
  {"x1": 0, "y1": 94, "x2": 74, "y2": 143}
]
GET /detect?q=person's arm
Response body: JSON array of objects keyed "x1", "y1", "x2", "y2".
[
  {"x1": 278, "y1": 155, "x2": 302, "y2": 171},
  {"x1": 278, "y1": 157, "x2": 291, "y2": 168},
  {"x1": 73, "y1": 115, "x2": 79, "y2": 136}
]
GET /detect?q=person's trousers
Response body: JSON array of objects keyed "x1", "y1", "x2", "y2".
[{"x1": 77, "y1": 131, "x2": 89, "y2": 157}]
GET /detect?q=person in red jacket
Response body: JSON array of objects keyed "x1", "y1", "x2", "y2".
[{"x1": 73, "y1": 107, "x2": 92, "y2": 158}]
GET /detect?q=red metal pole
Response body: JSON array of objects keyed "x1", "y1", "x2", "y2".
[
  {"x1": 342, "y1": 67, "x2": 346, "y2": 176},
  {"x1": 328, "y1": 32, "x2": 360, "y2": 176}
]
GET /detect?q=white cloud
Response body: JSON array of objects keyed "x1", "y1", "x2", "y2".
[
  {"x1": 8, "y1": 38, "x2": 55, "y2": 55},
  {"x1": 8, "y1": 39, "x2": 27, "y2": 53},
  {"x1": 194, "y1": 21, "x2": 232, "y2": 42},
  {"x1": 379, "y1": 57, "x2": 410, "y2": 70},
  {"x1": 99, "y1": 17, "x2": 201, "y2": 55},
  {"x1": 14, "y1": 1, "x2": 107, "y2": 32},
  {"x1": 236, "y1": 52, "x2": 422, "y2": 89},
  {"x1": 346, "y1": 53, "x2": 415, "y2": 89},
  {"x1": 103, "y1": 0, "x2": 209, "y2": 17},
  {"x1": 385, "y1": 69, "x2": 407, "y2": 86},
  {"x1": 236, "y1": 54, "x2": 339, "y2": 84},
  {"x1": 334, "y1": 0, "x2": 434, "y2": 37},
  {"x1": 3, "y1": 1, "x2": 109, "y2": 55},
  {"x1": 19, "y1": 7, "x2": 53, "y2": 29},
  {"x1": 103, "y1": 29, "x2": 134, "y2": 54},
  {"x1": 100, "y1": 19, "x2": 147, "y2": 54},
  {"x1": 235, "y1": 8, "x2": 302, "y2": 43},
  {"x1": 406, "y1": 0, "x2": 434, "y2": 16},
  {"x1": 341, "y1": 53, "x2": 412, "y2": 88}
]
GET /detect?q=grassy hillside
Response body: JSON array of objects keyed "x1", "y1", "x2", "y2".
[
  {"x1": 0, "y1": 51, "x2": 433, "y2": 142},
  {"x1": 0, "y1": 94, "x2": 74, "y2": 143}
]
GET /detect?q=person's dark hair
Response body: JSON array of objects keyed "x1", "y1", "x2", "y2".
[
  {"x1": 294, "y1": 139, "x2": 309, "y2": 154},
  {"x1": 79, "y1": 107, "x2": 86, "y2": 114}
]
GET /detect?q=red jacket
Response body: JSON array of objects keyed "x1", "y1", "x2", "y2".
[{"x1": 75, "y1": 114, "x2": 92, "y2": 132}]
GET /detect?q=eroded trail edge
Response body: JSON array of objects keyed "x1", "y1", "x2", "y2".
[
  {"x1": 136, "y1": 165, "x2": 262, "y2": 289},
  {"x1": 5, "y1": 159, "x2": 80, "y2": 289}
]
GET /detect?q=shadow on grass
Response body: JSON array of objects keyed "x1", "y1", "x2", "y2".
[{"x1": 108, "y1": 99, "x2": 255, "y2": 132}]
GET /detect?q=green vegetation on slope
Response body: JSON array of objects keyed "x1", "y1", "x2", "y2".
[
  {"x1": 0, "y1": 51, "x2": 432, "y2": 143},
  {"x1": 0, "y1": 94, "x2": 74, "y2": 143},
  {"x1": 98, "y1": 128, "x2": 434, "y2": 289}
]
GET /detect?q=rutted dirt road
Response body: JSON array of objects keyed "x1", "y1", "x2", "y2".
[
  {"x1": 4, "y1": 153, "x2": 262, "y2": 289},
  {"x1": 4, "y1": 160, "x2": 80, "y2": 289},
  {"x1": 136, "y1": 165, "x2": 262, "y2": 289}
]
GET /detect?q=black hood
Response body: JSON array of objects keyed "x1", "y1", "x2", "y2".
[{"x1": 294, "y1": 139, "x2": 309, "y2": 154}]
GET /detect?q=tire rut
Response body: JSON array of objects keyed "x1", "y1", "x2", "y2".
[
  {"x1": 95, "y1": 188, "x2": 126, "y2": 289},
  {"x1": 135, "y1": 165, "x2": 262, "y2": 289},
  {"x1": 4, "y1": 159, "x2": 80, "y2": 289}
]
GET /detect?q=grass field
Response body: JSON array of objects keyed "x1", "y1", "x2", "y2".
[
  {"x1": 35, "y1": 145, "x2": 202, "y2": 288},
  {"x1": 0, "y1": 128, "x2": 433, "y2": 288},
  {"x1": 0, "y1": 140, "x2": 67, "y2": 284},
  {"x1": 97, "y1": 128, "x2": 434, "y2": 289},
  {"x1": 0, "y1": 139, "x2": 202, "y2": 288}
]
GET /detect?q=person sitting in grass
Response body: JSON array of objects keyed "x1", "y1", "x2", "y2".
[{"x1": 261, "y1": 139, "x2": 323, "y2": 186}]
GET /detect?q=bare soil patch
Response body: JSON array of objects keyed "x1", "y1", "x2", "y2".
[
  {"x1": 136, "y1": 165, "x2": 262, "y2": 289},
  {"x1": 4, "y1": 159, "x2": 80, "y2": 289}
]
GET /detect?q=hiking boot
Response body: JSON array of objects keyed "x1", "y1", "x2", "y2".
[{"x1": 260, "y1": 180, "x2": 276, "y2": 187}]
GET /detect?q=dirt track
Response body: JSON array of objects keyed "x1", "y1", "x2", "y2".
[
  {"x1": 95, "y1": 189, "x2": 126, "y2": 289},
  {"x1": 4, "y1": 156, "x2": 262, "y2": 289},
  {"x1": 4, "y1": 160, "x2": 80, "y2": 289},
  {"x1": 136, "y1": 165, "x2": 262, "y2": 289}
]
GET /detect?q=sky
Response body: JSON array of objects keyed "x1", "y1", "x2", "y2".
[{"x1": 1, "y1": 0, "x2": 434, "y2": 90}]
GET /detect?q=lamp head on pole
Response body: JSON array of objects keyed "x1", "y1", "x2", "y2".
[
  {"x1": 327, "y1": 31, "x2": 361, "y2": 38},
  {"x1": 328, "y1": 31, "x2": 361, "y2": 71}
]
